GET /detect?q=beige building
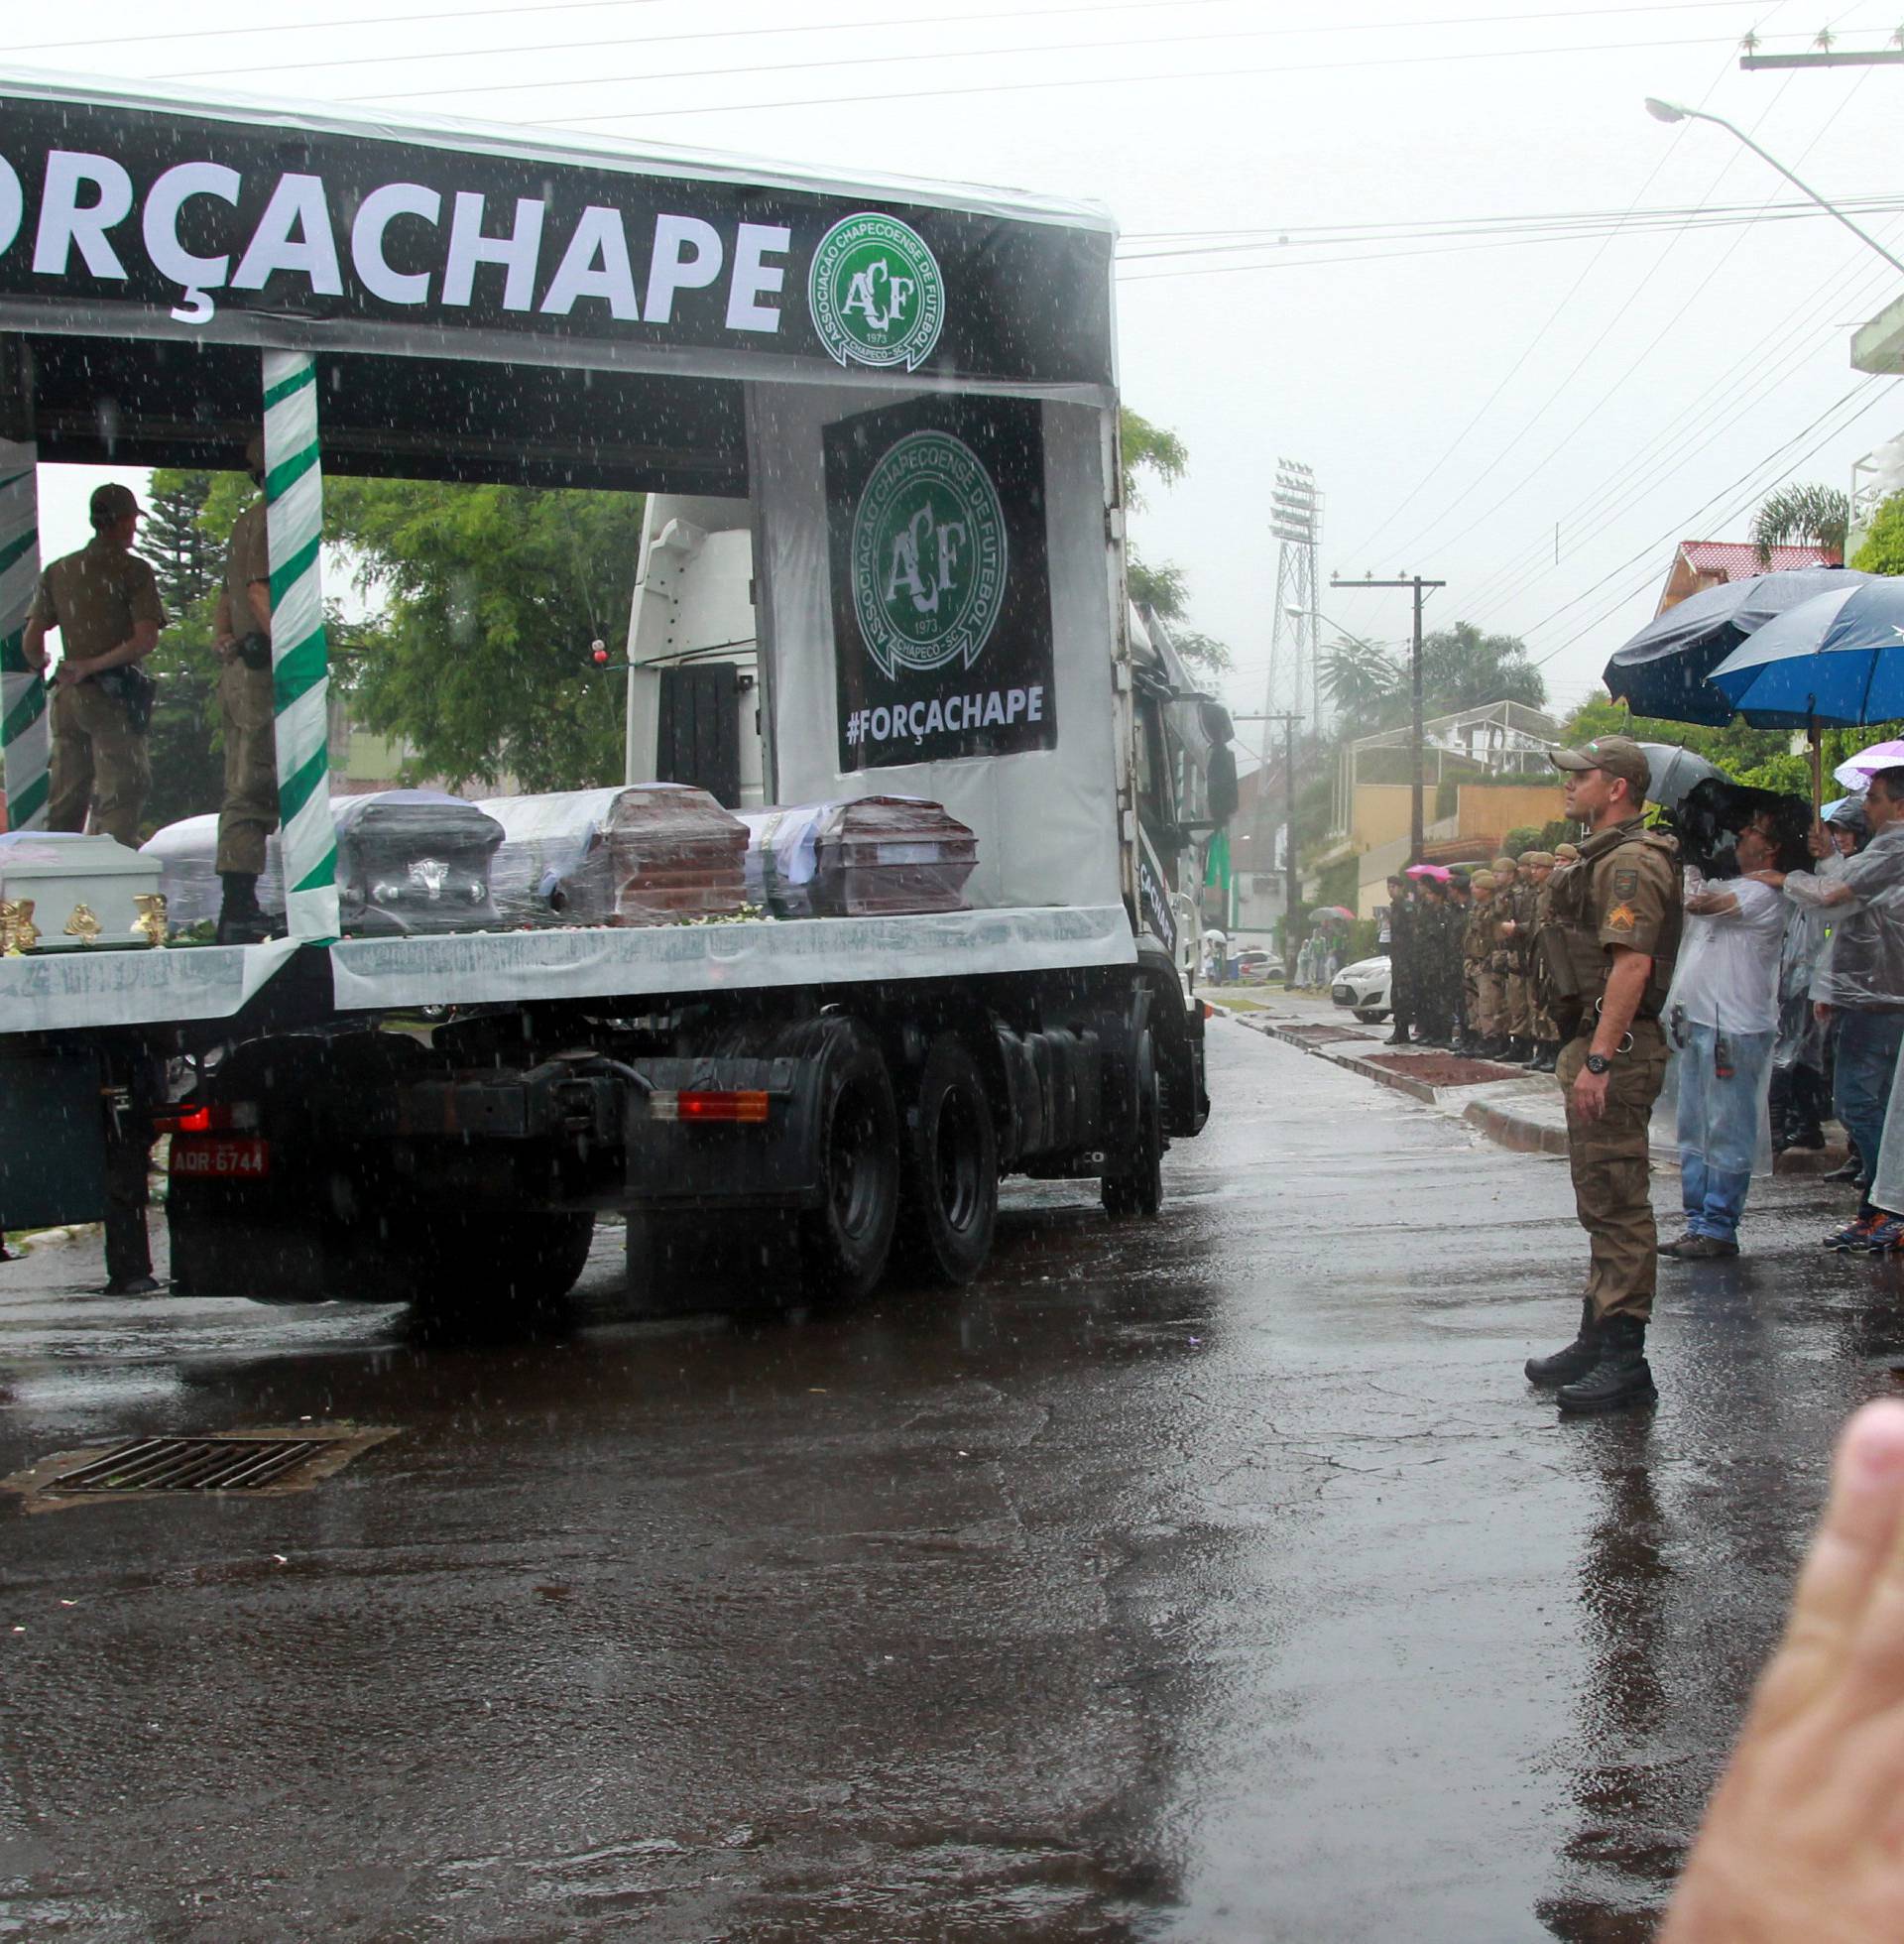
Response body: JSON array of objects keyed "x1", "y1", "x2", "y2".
[{"x1": 1321, "y1": 700, "x2": 1565, "y2": 917}]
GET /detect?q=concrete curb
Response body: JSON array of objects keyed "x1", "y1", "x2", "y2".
[{"x1": 1208, "y1": 998, "x2": 1847, "y2": 1173}]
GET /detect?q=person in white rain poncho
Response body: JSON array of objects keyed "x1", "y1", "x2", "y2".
[
  {"x1": 1659, "y1": 807, "x2": 1790, "y2": 1260},
  {"x1": 1750, "y1": 767, "x2": 1904, "y2": 1253}
]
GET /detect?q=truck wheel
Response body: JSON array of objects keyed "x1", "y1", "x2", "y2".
[
  {"x1": 898, "y1": 1035, "x2": 999, "y2": 1286},
  {"x1": 799, "y1": 1023, "x2": 899, "y2": 1300},
  {"x1": 1102, "y1": 1031, "x2": 1163, "y2": 1222}
]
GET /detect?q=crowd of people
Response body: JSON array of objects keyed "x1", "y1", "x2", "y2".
[{"x1": 1373, "y1": 733, "x2": 1904, "y2": 1417}]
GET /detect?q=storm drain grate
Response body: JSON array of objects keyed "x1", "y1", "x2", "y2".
[
  {"x1": 2, "y1": 1426, "x2": 398, "y2": 1511},
  {"x1": 52, "y1": 1437, "x2": 335, "y2": 1494}
]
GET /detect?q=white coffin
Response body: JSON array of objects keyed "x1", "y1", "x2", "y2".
[{"x1": 0, "y1": 833, "x2": 164, "y2": 950}]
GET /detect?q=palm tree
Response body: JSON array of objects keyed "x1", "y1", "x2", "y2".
[
  {"x1": 1318, "y1": 636, "x2": 1400, "y2": 722},
  {"x1": 1752, "y1": 482, "x2": 1848, "y2": 566}
]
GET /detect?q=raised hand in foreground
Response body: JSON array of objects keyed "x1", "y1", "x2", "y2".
[{"x1": 1664, "y1": 1399, "x2": 1904, "y2": 1941}]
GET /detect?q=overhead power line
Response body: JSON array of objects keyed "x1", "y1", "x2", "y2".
[
  {"x1": 541, "y1": 32, "x2": 1755, "y2": 125},
  {"x1": 1114, "y1": 193, "x2": 1904, "y2": 275},
  {"x1": 345, "y1": 17, "x2": 1785, "y2": 106},
  {"x1": 1523, "y1": 378, "x2": 1896, "y2": 667},
  {"x1": 155, "y1": 0, "x2": 1764, "y2": 84},
  {"x1": 1364, "y1": 68, "x2": 1811, "y2": 571}
]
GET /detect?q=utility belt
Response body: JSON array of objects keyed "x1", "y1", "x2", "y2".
[
  {"x1": 1569, "y1": 1003, "x2": 1666, "y2": 1044},
  {"x1": 89, "y1": 664, "x2": 155, "y2": 733}
]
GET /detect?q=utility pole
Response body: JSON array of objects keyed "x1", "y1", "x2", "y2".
[
  {"x1": 1268, "y1": 461, "x2": 1323, "y2": 734},
  {"x1": 1236, "y1": 709, "x2": 1303, "y2": 987},
  {"x1": 1333, "y1": 573, "x2": 1446, "y2": 865}
]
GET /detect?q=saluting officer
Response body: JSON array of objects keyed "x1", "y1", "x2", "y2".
[
  {"x1": 21, "y1": 483, "x2": 165, "y2": 847},
  {"x1": 211, "y1": 436, "x2": 281, "y2": 945},
  {"x1": 1524, "y1": 736, "x2": 1682, "y2": 1413}
]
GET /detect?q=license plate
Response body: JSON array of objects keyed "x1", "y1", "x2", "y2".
[
  {"x1": 1333, "y1": 985, "x2": 1353, "y2": 1002},
  {"x1": 170, "y1": 1136, "x2": 271, "y2": 1179}
]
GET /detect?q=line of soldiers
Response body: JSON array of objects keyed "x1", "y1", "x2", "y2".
[{"x1": 1384, "y1": 843, "x2": 1582, "y2": 1067}]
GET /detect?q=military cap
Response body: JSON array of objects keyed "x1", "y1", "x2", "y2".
[
  {"x1": 1470, "y1": 871, "x2": 1496, "y2": 891},
  {"x1": 1553, "y1": 840, "x2": 1581, "y2": 861},
  {"x1": 1519, "y1": 849, "x2": 1555, "y2": 867},
  {"x1": 87, "y1": 481, "x2": 138, "y2": 528},
  {"x1": 1491, "y1": 854, "x2": 1516, "y2": 872},
  {"x1": 1549, "y1": 733, "x2": 1651, "y2": 797}
]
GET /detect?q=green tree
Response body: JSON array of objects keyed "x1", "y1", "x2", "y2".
[
  {"x1": 140, "y1": 468, "x2": 224, "y2": 834},
  {"x1": 1121, "y1": 407, "x2": 1231, "y2": 682},
  {"x1": 1852, "y1": 491, "x2": 1904, "y2": 575},
  {"x1": 1752, "y1": 480, "x2": 1847, "y2": 566},
  {"x1": 325, "y1": 480, "x2": 642, "y2": 791},
  {"x1": 1414, "y1": 621, "x2": 1546, "y2": 715},
  {"x1": 1561, "y1": 693, "x2": 1904, "y2": 799},
  {"x1": 1318, "y1": 635, "x2": 1399, "y2": 727}
]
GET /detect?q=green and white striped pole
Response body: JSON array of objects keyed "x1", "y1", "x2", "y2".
[
  {"x1": 0, "y1": 442, "x2": 48, "y2": 830},
  {"x1": 262, "y1": 351, "x2": 339, "y2": 940}
]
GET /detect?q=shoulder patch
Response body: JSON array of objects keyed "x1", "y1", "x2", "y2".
[
  {"x1": 1606, "y1": 903, "x2": 1637, "y2": 933},
  {"x1": 1612, "y1": 866, "x2": 1638, "y2": 899}
]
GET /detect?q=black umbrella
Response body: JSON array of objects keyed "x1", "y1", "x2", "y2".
[{"x1": 1602, "y1": 565, "x2": 1871, "y2": 725}]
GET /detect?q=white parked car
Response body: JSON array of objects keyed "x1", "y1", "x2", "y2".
[{"x1": 1331, "y1": 955, "x2": 1392, "y2": 1023}]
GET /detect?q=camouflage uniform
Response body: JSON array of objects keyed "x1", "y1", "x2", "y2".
[
  {"x1": 33, "y1": 532, "x2": 165, "y2": 846},
  {"x1": 216, "y1": 498, "x2": 278, "y2": 877}
]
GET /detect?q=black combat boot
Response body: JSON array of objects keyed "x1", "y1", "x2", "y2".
[
  {"x1": 1385, "y1": 1021, "x2": 1411, "y2": 1046},
  {"x1": 1525, "y1": 1299, "x2": 1600, "y2": 1387},
  {"x1": 215, "y1": 872, "x2": 272, "y2": 946},
  {"x1": 1531, "y1": 1039, "x2": 1559, "y2": 1074},
  {"x1": 1556, "y1": 1315, "x2": 1657, "y2": 1414}
]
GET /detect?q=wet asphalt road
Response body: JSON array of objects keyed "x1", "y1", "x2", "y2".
[{"x1": 3, "y1": 1015, "x2": 1901, "y2": 1942}]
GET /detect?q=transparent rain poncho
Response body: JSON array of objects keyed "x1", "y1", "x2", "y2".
[{"x1": 1792, "y1": 823, "x2": 1904, "y2": 1011}]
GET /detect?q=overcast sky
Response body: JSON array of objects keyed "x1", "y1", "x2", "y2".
[{"x1": 21, "y1": 0, "x2": 1904, "y2": 762}]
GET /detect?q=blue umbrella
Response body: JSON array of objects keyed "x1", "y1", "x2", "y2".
[
  {"x1": 1602, "y1": 565, "x2": 1871, "y2": 724},
  {"x1": 1708, "y1": 579, "x2": 1904, "y2": 724}
]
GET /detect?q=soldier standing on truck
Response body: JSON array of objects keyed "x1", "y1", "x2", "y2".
[
  {"x1": 21, "y1": 483, "x2": 165, "y2": 847},
  {"x1": 1524, "y1": 736, "x2": 1682, "y2": 1415},
  {"x1": 211, "y1": 437, "x2": 279, "y2": 945}
]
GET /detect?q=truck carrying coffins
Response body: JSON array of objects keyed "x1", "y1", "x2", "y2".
[{"x1": 0, "y1": 70, "x2": 1229, "y2": 1314}]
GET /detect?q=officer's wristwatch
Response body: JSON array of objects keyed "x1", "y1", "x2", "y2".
[{"x1": 1584, "y1": 1052, "x2": 1612, "y2": 1075}]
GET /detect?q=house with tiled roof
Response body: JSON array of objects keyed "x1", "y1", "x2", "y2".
[{"x1": 1655, "y1": 539, "x2": 1837, "y2": 618}]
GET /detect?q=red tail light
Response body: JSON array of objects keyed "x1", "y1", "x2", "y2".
[
  {"x1": 649, "y1": 1090, "x2": 772, "y2": 1125},
  {"x1": 154, "y1": 1102, "x2": 259, "y2": 1135}
]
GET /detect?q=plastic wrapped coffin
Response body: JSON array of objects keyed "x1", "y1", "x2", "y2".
[
  {"x1": 331, "y1": 790, "x2": 504, "y2": 934},
  {"x1": 480, "y1": 786, "x2": 749, "y2": 926},
  {"x1": 740, "y1": 797, "x2": 978, "y2": 918},
  {"x1": 144, "y1": 790, "x2": 505, "y2": 936}
]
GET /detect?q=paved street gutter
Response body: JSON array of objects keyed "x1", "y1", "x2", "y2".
[{"x1": 1206, "y1": 990, "x2": 1847, "y2": 1173}]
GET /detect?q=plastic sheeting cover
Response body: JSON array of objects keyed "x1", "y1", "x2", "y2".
[
  {"x1": 480, "y1": 785, "x2": 749, "y2": 926},
  {"x1": 738, "y1": 797, "x2": 977, "y2": 917},
  {"x1": 144, "y1": 790, "x2": 504, "y2": 936}
]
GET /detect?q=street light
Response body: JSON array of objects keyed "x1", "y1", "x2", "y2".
[{"x1": 1644, "y1": 98, "x2": 1904, "y2": 280}]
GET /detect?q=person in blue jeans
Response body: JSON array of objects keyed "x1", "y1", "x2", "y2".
[
  {"x1": 1750, "y1": 765, "x2": 1904, "y2": 1252},
  {"x1": 1662, "y1": 811, "x2": 1788, "y2": 1260}
]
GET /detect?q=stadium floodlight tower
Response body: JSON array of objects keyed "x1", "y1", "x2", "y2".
[{"x1": 1267, "y1": 460, "x2": 1324, "y2": 735}]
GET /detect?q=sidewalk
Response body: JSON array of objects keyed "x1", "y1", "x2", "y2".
[{"x1": 1206, "y1": 984, "x2": 1848, "y2": 1172}]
